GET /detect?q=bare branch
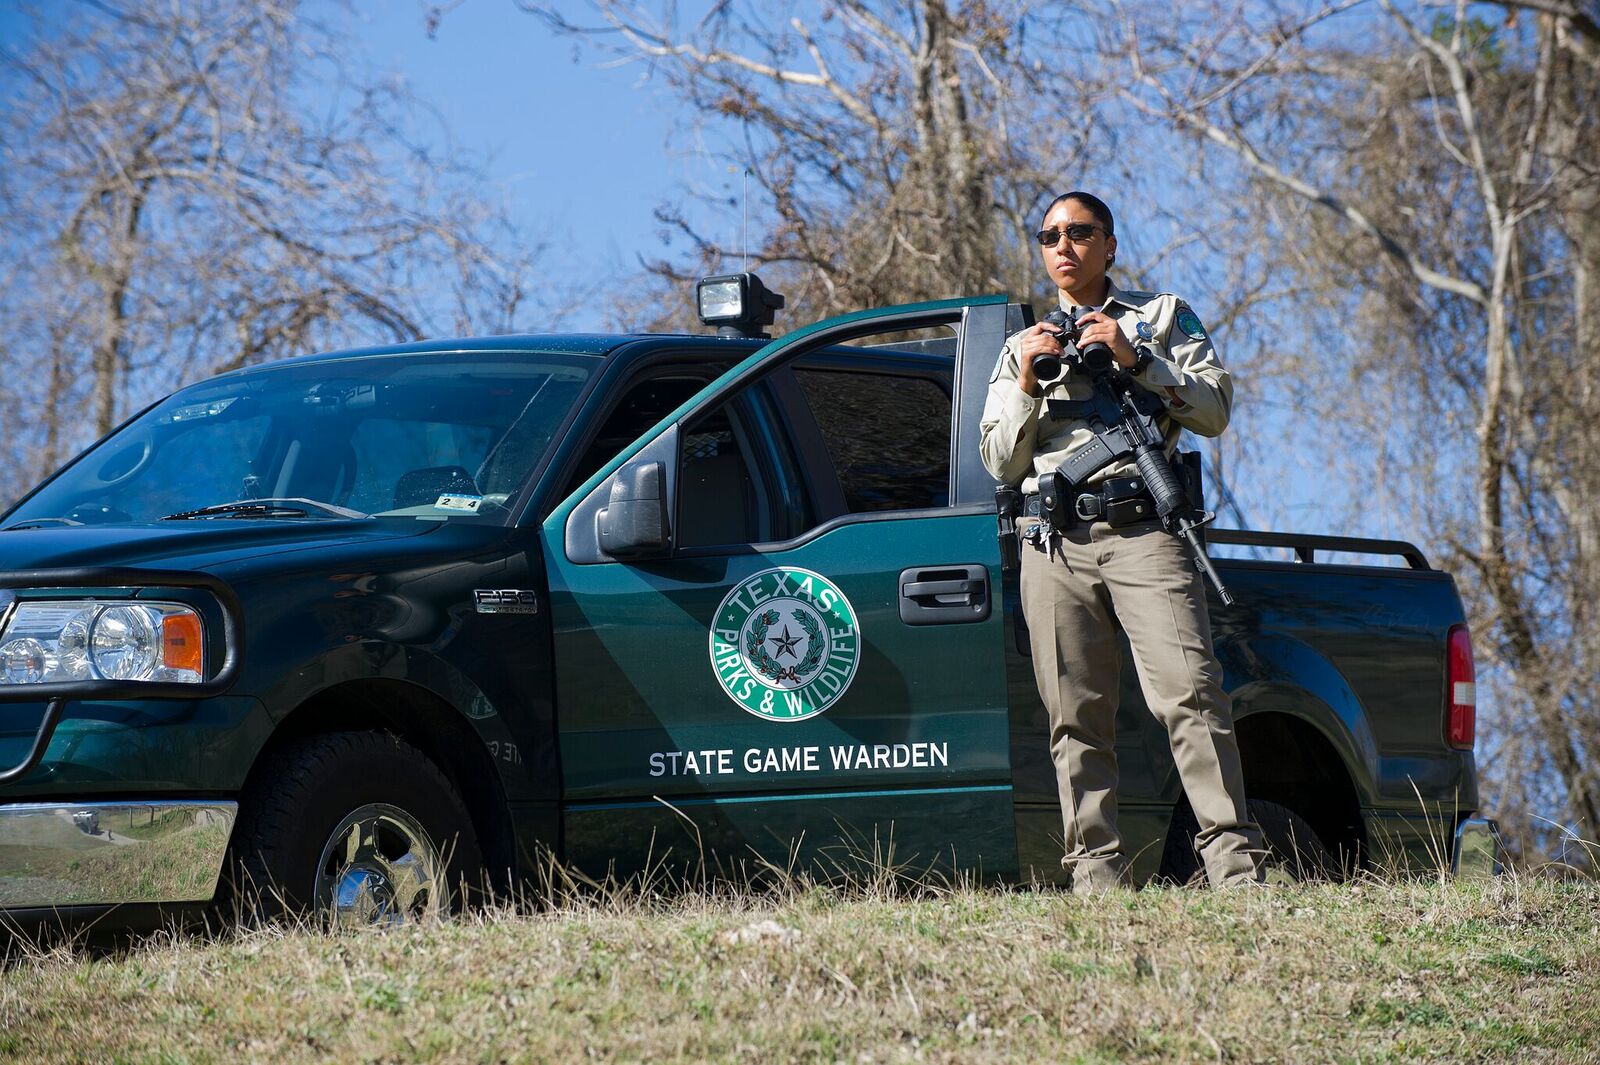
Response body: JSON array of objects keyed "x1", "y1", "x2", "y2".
[
  {"x1": 1123, "y1": 63, "x2": 1489, "y2": 305},
  {"x1": 1187, "y1": 0, "x2": 1369, "y2": 112},
  {"x1": 1381, "y1": 0, "x2": 1504, "y2": 232},
  {"x1": 1496, "y1": 0, "x2": 1600, "y2": 45}
]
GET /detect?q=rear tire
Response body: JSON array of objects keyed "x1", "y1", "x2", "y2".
[
  {"x1": 1251, "y1": 798, "x2": 1337, "y2": 881},
  {"x1": 226, "y1": 731, "x2": 483, "y2": 924},
  {"x1": 1158, "y1": 797, "x2": 1337, "y2": 884}
]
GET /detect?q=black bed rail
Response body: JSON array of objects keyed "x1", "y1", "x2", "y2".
[{"x1": 1207, "y1": 529, "x2": 1431, "y2": 571}]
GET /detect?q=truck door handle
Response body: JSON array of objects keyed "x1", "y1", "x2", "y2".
[
  {"x1": 898, "y1": 565, "x2": 990, "y2": 626},
  {"x1": 903, "y1": 578, "x2": 982, "y2": 600}
]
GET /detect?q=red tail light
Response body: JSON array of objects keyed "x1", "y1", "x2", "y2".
[{"x1": 1447, "y1": 624, "x2": 1476, "y2": 749}]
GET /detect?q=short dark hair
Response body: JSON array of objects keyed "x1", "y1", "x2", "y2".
[{"x1": 1042, "y1": 191, "x2": 1115, "y2": 236}]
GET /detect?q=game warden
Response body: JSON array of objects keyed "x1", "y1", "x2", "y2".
[{"x1": 979, "y1": 190, "x2": 1266, "y2": 892}]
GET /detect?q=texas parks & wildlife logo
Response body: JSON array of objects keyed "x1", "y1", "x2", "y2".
[{"x1": 709, "y1": 566, "x2": 861, "y2": 722}]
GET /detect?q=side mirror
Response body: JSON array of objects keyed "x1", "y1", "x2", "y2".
[{"x1": 596, "y1": 460, "x2": 671, "y2": 558}]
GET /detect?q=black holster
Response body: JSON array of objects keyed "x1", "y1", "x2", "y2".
[
  {"x1": 1038, "y1": 471, "x2": 1072, "y2": 531},
  {"x1": 995, "y1": 484, "x2": 1022, "y2": 572}
]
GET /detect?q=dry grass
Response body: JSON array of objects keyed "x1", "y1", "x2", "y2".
[{"x1": 2, "y1": 872, "x2": 1597, "y2": 1063}]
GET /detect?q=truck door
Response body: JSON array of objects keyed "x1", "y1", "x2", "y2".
[{"x1": 540, "y1": 298, "x2": 1019, "y2": 881}]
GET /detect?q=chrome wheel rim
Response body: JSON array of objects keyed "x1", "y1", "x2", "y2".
[{"x1": 313, "y1": 803, "x2": 443, "y2": 926}]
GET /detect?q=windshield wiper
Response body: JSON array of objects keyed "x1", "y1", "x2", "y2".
[{"x1": 160, "y1": 498, "x2": 370, "y2": 521}]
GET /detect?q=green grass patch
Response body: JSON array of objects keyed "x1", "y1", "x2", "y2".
[{"x1": 1481, "y1": 948, "x2": 1561, "y2": 975}]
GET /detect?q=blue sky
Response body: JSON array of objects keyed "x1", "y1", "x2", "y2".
[{"x1": 348, "y1": 0, "x2": 733, "y2": 330}]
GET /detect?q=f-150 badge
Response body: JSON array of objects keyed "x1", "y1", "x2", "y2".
[
  {"x1": 474, "y1": 589, "x2": 539, "y2": 614},
  {"x1": 709, "y1": 567, "x2": 860, "y2": 722}
]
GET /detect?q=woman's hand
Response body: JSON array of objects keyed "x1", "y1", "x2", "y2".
[
  {"x1": 1016, "y1": 323, "x2": 1065, "y2": 397},
  {"x1": 1073, "y1": 311, "x2": 1137, "y2": 369}
]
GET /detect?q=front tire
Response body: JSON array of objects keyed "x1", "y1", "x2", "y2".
[{"x1": 227, "y1": 731, "x2": 483, "y2": 925}]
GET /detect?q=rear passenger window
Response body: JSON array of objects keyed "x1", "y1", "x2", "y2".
[{"x1": 792, "y1": 369, "x2": 951, "y2": 512}]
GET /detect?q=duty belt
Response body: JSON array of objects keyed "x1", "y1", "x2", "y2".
[{"x1": 1023, "y1": 474, "x2": 1160, "y2": 531}]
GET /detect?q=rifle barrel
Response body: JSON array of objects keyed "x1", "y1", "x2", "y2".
[{"x1": 1177, "y1": 521, "x2": 1235, "y2": 607}]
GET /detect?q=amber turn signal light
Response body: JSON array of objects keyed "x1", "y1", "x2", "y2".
[{"x1": 162, "y1": 612, "x2": 204, "y2": 675}]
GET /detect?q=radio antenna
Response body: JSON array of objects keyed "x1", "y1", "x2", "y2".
[{"x1": 742, "y1": 168, "x2": 750, "y2": 271}]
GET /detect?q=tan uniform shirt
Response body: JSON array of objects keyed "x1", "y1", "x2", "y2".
[{"x1": 979, "y1": 281, "x2": 1233, "y2": 494}]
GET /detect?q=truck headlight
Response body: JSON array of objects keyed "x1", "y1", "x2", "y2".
[{"x1": 0, "y1": 601, "x2": 205, "y2": 685}]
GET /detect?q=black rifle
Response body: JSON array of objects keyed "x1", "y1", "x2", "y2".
[{"x1": 1040, "y1": 311, "x2": 1236, "y2": 606}]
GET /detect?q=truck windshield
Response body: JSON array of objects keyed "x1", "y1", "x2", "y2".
[{"x1": 5, "y1": 352, "x2": 596, "y2": 527}]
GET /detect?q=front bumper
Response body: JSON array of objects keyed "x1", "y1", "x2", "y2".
[
  {"x1": 1452, "y1": 816, "x2": 1502, "y2": 880},
  {"x1": 0, "y1": 800, "x2": 236, "y2": 909}
]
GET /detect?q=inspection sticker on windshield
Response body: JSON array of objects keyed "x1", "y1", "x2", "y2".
[
  {"x1": 434, "y1": 494, "x2": 483, "y2": 512},
  {"x1": 710, "y1": 567, "x2": 860, "y2": 723}
]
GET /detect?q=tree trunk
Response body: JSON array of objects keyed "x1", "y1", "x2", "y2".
[
  {"x1": 1480, "y1": 224, "x2": 1600, "y2": 834},
  {"x1": 38, "y1": 336, "x2": 69, "y2": 481},
  {"x1": 92, "y1": 179, "x2": 152, "y2": 438}
]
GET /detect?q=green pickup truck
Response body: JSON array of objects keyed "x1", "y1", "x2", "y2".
[{"x1": 0, "y1": 291, "x2": 1496, "y2": 933}]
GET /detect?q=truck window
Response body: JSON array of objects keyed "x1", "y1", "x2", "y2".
[
  {"x1": 345, "y1": 420, "x2": 497, "y2": 514},
  {"x1": 568, "y1": 377, "x2": 709, "y2": 492},
  {"x1": 678, "y1": 387, "x2": 812, "y2": 550},
  {"x1": 5, "y1": 353, "x2": 594, "y2": 527},
  {"x1": 678, "y1": 404, "x2": 762, "y2": 548},
  {"x1": 791, "y1": 367, "x2": 951, "y2": 513},
  {"x1": 91, "y1": 414, "x2": 274, "y2": 522},
  {"x1": 559, "y1": 366, "x2": 811, "y2": 551}
]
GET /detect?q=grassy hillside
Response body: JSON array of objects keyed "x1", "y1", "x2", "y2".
[{"x1": 2, "y1": 876, "x2": 1597, "y2": 1063}]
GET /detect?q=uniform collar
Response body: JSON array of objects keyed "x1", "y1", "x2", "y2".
[
  {"x1": 1104, "y1": 278, "x2": 1140, "y2": 311},
  {"x1": 1056, "y1": 277, "x2": 1137, "y2": 316}
]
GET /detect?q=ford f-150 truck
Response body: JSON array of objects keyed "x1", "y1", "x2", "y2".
[{"x1": 0, "y1": 292, "x2": 1497, "y2": 933}]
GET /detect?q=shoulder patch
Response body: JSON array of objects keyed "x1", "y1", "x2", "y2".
[{"x1": 1174, "y1": 303, "x2": 1207, "y2": 341}]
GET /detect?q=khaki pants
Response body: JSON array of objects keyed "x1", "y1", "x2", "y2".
[{"x1": 1019, "y1": 517, "x2": 1263, "y2": 891}]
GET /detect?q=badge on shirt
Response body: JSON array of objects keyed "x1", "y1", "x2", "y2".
[
  {"x1": 1174, "y1": 303, "x2": 1207, "y2": 341},
  {"x1": 1135, "y1": 320, "x2": 1155, "y2": 341}
]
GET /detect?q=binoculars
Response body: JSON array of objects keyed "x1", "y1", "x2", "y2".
[{"x1": 1033, "y1": 309, "x2": 1115, "y2": 382}]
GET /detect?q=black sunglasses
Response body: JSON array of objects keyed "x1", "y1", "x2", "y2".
[{"x1": 1035, "y1": 223, "x2": 1107, "y2": 246}]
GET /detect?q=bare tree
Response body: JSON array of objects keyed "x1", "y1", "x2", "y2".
[
  {"x1": 0, "y1": 0, "x2": 548, "y2": 505},
  {"x1": 520, "y1": 1, "x2": 1116, "y2": 324},
  {"x1": 1117, "y1": 0, "x2": 1600, "y2": 851}
]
